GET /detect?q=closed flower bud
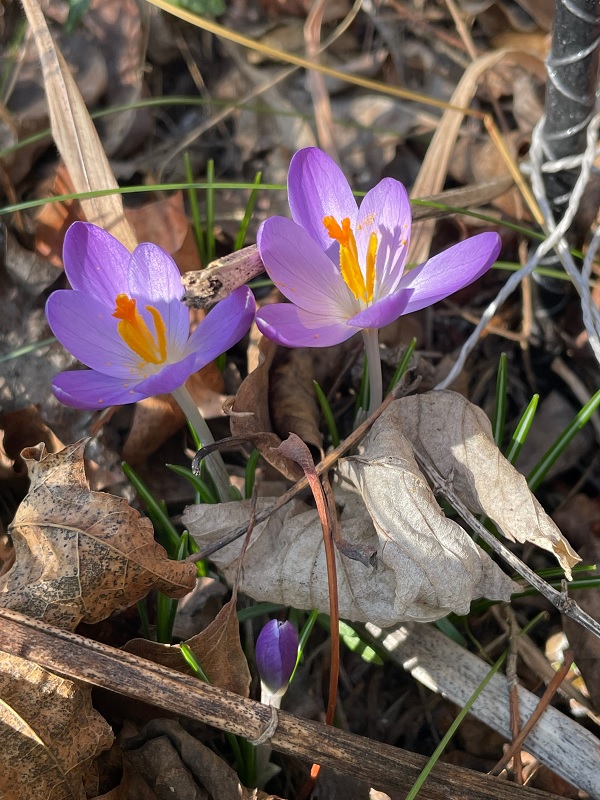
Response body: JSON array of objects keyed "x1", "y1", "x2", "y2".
[{"x1": 256, "y1": 620, "x2": 298, "y2": 699}]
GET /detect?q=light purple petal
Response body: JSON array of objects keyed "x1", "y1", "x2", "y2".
[
  {"x1": 348, "y1": 289, "x2": 412, "y2": 329},
  {"x1": 134, "y1": 353, "x2": 197, "y2": 396},
  {"x1": 256, "y1": 303, "x2": 357, "y2": 348},
  {"x1": 355, "y1": 178, "x2": 411, "y2": 297},
  {"x1": 258, "y1": 217, "x2": 357, "y2": 319},
  {"x1": 62, "y1": 222, "x2": 132, "y2": 307},
  {"x1": 46, "y1": 290, "x2": 142, "y2": 377},
  {"x1": 127, "y1": 244, "x2": 191, "y2": 355},
  {"x1": 398, "y1": 232, "x2": 501, "y2": 314},
  {"x1": 128, "y1": 243, "x2": 184, "y2": 304},
  {"x1": 184, "y1": 286, "x2": 256, "y2": 369},
  {"x1": 52, "y1": 370, "x2": 146, "y2": 409},
  {"x1": 287, "y1": 147, "x2": 358, "y2": 252}
]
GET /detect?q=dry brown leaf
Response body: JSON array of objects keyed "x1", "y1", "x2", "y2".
[
  {"x1": 231, "y1": 337, "x2": 303, "y2": 482},
  {"x1": 125, "y1": 193, "x2": 190, "y2": 256},
  {"x1": 186, "y1": 391, "x2": 578, "y2": 625},
  {"x1": 553, "y1": 495, "x2": 600, "y2": 712},
  {"x1": 0, "y1": 440, "x2": 195, "y2": 630},
  {"x1": 408, "y1": 48, "x2": 541, "y2": 264},
  {"x1": 0, "y1": 405, "x2": 64, "y2": 472},
  {"x1": 395, "y1": 391, "x2": 580, "y2": 577},
  {"x1": 122, "y1": 718, "x2": 280, "y2": 800},
  {"x1": 184, "y1": 478, "x2": 516, "y2": 627},
  {"x1": 0, "y1": 651, "x2": 114, "y2": 800},
  {"x1": 20, "y1": 0, "x2": 136, "y2": 248},
  {"x1": 124, "y1": 595, "x2": 250, "y2": 697}
]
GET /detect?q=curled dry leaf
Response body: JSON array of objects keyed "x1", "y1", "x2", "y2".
[
  {"x1": 184, "y1": 472, "x2": 516, "y2": 628},
  {"x1": 124, "y1": 596, "x2": 251, "y2": 697},
  {"x1": 395, "y1": 391, "x2": 579, "y2": 578},
  {"x1": 185, "y1": 390, "x2": 577, "y2": 626},
  {"x1": 0, "y1": 651, "x2": 114, "y2": 800},
  {"x1": 0, "y1": 440, "x2": 195, "y2": 630}
]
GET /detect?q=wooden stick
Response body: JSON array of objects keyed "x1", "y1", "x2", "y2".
[{"x1": 0, "y1": 607, "x2": 564, "y2": 800}]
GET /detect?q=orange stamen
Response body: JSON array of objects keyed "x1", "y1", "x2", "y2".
[
  {"x1": 323, "y1": 215, "x2": 376, "y2": 303},
  {"x1": 112, "y1": 293, "x2": 167, "y2": 365}
]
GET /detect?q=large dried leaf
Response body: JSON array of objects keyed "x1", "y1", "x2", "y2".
[
  {"x1": 0, "y1": 651, "x2": 113, "y2": 800},
  {"x1": 124, "y1": 596, "x2": 251, "y2": 697},
  {"x1": 0, "y1": 440, "x2": 195, "y2": 630},
  {"x1": 395, "y1": 391, "x2": 580, "y2": 577},
  {"x1": 186, "y1": 391, "x2": 578, "y2": 626},
  {"x1": 184, "y1": 482, "x2": 516, "y2": 628},
  {"x1": 20, "y1": 0, "x2": 136, "y2": 248}
]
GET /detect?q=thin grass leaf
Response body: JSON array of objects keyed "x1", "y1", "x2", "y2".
[
  {"x1": 122, "y1": 461, "x2": 181, "y2": 552},
  {"x1": 338, "y1": 620, "x2": 383, "y2": 664},
  {"x1": 434, "y1": 616, "x2": 468, "y2": 647},
  {"x1": 244, "y1": 449, "x2": 261, "y2": 500},
  {"x1": 234, "y1": 171, "x2": 262, "y2": 252},
  {"x1": 313, "y1": 380, "x2": 340, "y2": 448},
  {"x1": 237, "y1": 603, "x2": 287, "y2": 622},
  {"x1": 136, "y1": 599, "x2": 151, "y2": 639},
  {"x1": 167, "y1": 464, "x2": 218, "y2": 505},
  {"x1": 206, "y1": 159, "x2": 216, "y2": 263},
  {"x1": 184, "y1": 152, "x2": 207, "y2": 265},
  {"x1": 355, "y1": 356, "x2": 369, "y2": 415},
  {"x1": 404, "y1": 650, "x2": 507, "y2": 800},
  {"x1": 505, "y1": 394, "x2": 539, "y2": 465},
  {"x1": 493, "y1": 353, "x2": 508, "y2": 447},
  {"x1": 386, "y1": 337, "x2": 417, "y2": 395},
  {"x1": 0, "y1": 336, "x2": 56, "y2": 364},
  {"x1": 527, "y1": 387, "x2": 600, "y2": 491},
  {"x1": 180, "y1": 642, "x2": 210, "y2": 681},
  {"x1": 289, "y1": 609, "x2": 319, "y2": 684}
]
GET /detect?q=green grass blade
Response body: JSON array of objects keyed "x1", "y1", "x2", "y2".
[
  {"x1": 404, "y1": 650, "x2": 507, "y2": 800},
  {"x1": 505, "y1": 394, "x2": 539, "y2": 465},
  {"x1": 0, "y1": 336, "x2": 57, "y2": 363},
  {"x1": 244, "y1": 449, "x2": 261, "y2": 499},
  {"x1": 386, "y1": 337, "x2": 417, "y2": 395},
  {"x1": 184, "y1": 152, "x2": 207, "y2": 264},
  {"x1": 122, "y1": 461, "x2": 181, "y2": 552},
  {"x1": 206, "y1": 159, "x2": 216, "y2": 263},
  {"x1": 493, "y1": 353, "x2": 508, "y2": 447},
  {"x1": 314, "y1": 380, "x2": 340, "y2": 447},
  {"x1": 166, "y1": 463, "x2": 218, "y2": 504},
  {"x1": 527, "y1": 387, "x2": 600, "y2": 491},
  {"x1": 234, "y1": 171, "x2": 262, "y2": 252}
]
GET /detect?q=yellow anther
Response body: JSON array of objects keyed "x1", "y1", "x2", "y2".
[
  {"x1": 113, "y1": 293, "x2": 167, "y2": 365},
  {"x1": 323, "y1": 215, "x2": 377, "y2": 304}
]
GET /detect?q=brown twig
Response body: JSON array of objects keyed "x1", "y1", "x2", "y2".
[
  {"x1": 0, "y1": 607, "x2": 566, "y2": 800},
  {"x1": 490, "y1": 651, "x2": 575, "y2": 777}
]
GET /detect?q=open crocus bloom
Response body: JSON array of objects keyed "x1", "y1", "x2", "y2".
[
  {"x1": 46, "y1": 222, "x2": 256, "y2": 409},
  {"x1": 255, "y1": 147, "x2": 502, "y2": 348}
]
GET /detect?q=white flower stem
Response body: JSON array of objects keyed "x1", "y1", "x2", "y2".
[
  {"x1": 361, "y1": 328, "x2": 383, "y2": 416},
  {"x1": 171, "y1": 385, "x2": 232, "y2": 503}
]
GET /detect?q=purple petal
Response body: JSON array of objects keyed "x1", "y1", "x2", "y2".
[
  {"x1": 52, "y1": 370, "x2": 146, "y2": 409},
  {"x1": 128, "y1": 245, "x2": 191, "y2": 355},
  {"x1": 256, "y1": 620, "x2": 298, "y2": 695},
  {"x1": 62, "y1": 222, "x2": 132, "y2": 307},
  {"x1": 135, "y1": 353, "x2": 198, "y2": 396},
  {"x1": 184, "y1": 286, "x2": 256, "y2": 369},
  {"x1": 348, "y1": 288, "x2": 412, "y2": 329},
  {"x1": 128, "y1": 243, "x2": 184, "y2": 304},
  {"x1": 46, "y1": 290, "x2": 142, "y2": 377},
  {"x1": 256, "y1": 303, "x2": 357, "y2": 347},
  {"x1": 356, "y1": 178, "x2": 411, "y2": 297},
  {"x1": 287, "y1": 147, "x2": 358, "y2": 252},
  {"x1": 258, "y1": 217, "x2": 357, "y2": 318},
  {"x1": 398, "y1": 232, "x2": 502, "y2": 314}
]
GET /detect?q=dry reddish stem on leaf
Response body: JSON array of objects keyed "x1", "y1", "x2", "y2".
[{"x1": 276, "y1": 433, "x2": 340, "y2": 796}]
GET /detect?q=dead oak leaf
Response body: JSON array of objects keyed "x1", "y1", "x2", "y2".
[
  {"x1": 0, "y1": 651, "x2": 114, "y2": 800},
  {"x1": 0, "y1": 440, "x2": 195, "y2": 630}
]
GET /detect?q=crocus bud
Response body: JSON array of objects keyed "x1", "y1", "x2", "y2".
[{"x1": 256, "y1": 620, "x2": 299, "y2": 700}]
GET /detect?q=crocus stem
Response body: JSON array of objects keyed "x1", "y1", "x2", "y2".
[
  {"x1": 361, "y1": 328, "x2": 382, "y2": 416},
  {"x1": 171, "y1": 385, "x2": 232, "y2": 503}
]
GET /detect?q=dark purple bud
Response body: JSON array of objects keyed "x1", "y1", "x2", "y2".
[{"x1": 256, "y1": 619, "x2": 299, "y2": 696}]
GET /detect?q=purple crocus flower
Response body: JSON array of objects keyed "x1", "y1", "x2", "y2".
[
  {"x1": 256, "y1": 619, "x2": 299, "y2": 699},
  {"x1": 255, "y1": 147, "x2": 502, "y2": 349},
  {"x1": 46, "y1": 222, "x2": 256, "y2": 409}
]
